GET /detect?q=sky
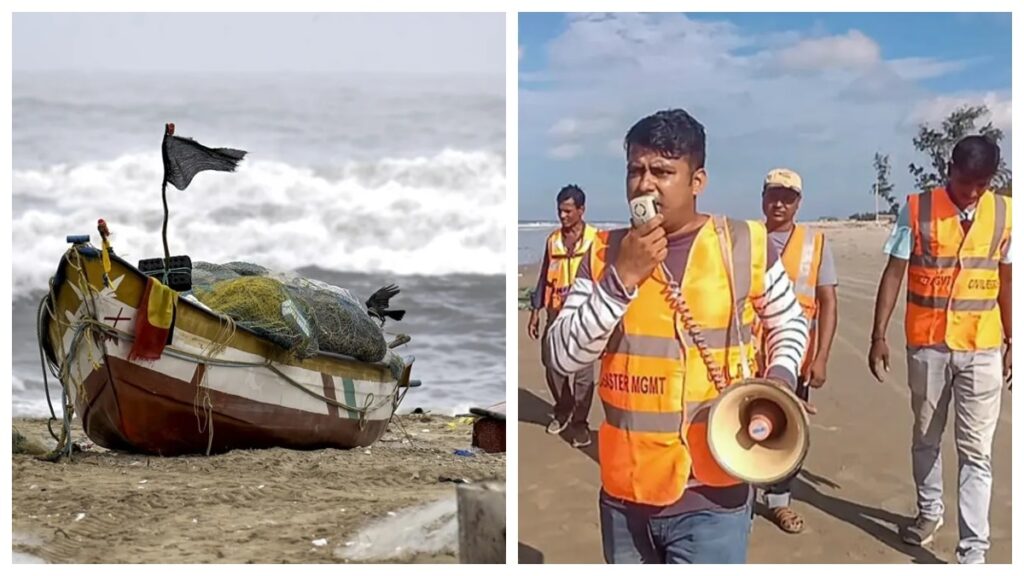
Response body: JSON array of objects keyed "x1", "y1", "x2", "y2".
[
  {"x1": 13, "y1": 13, "x2": 504, "y2": 76},
  {"x1": 519, "y1": 13, "x2": 1012, "y2": 222}
]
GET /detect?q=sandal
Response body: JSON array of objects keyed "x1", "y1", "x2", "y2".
[{"x1": 769, "y1": 506, "x2": 805, "y2": 534}]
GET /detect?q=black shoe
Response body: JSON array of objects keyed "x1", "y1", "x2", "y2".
[
  {"x1": 900, "y1": 515, "x2": 944, "y2": 546},
  {"x1": 570, "y1": 424, "x2": 591, "y2": 448}
]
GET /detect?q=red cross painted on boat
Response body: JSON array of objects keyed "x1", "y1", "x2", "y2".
[{"x1": 104, "y1": 307, "x2": 131, "y2": 329}]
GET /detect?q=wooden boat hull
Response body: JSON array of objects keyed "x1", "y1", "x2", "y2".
[{"x1": 42, "y1": 242, "x2": 410, "y2": 456}]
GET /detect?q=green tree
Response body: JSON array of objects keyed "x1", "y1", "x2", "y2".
[
  {"x1": 871, "y1": 152, "x2": 899, "y2": 215},
  {"x1": 908, "y1": 104, "x2": 1011, "y2": 195}
]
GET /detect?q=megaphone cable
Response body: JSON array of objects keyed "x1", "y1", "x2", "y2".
[{"x1": 656, "y1": 215, "x2": 752, "y2": 392}]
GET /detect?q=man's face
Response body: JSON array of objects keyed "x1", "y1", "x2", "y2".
[
  {"x1": 762, "y1": 186, "x2": 801, "y2": 228},
  {"x1": 947, "y1": 162, "x2": 992, "y2": 207},
  {"x1": 626, "y1": 145, "x2": 706, "y2": 233},
  {"x1": 558, "y1": 198, "x2": 584, "y2": 229}
]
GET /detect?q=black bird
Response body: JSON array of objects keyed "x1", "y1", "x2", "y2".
[{"x1": 366, "y1": 284, "x2": 406, "y2": 327}]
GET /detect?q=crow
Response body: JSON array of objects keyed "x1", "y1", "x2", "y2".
[{"x1": 366, "y1": 284, "x2": 406, "y2": 327}]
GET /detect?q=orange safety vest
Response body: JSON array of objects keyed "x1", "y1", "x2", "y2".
[
  {"x1": 592, "y1": 216, "x2": 766, "y2": 506},
  {"x1": 544, "y1": 223, "x2": 600, "y2": 312},
  {"x1": 779, "y1": 225, "x2": 824, "y2": 377},
  {"x1": 906, "y1": 188, "x2": 1010, "y2": 350}
]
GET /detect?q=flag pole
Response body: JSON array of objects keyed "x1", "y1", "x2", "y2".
[
  {"x1": 158, "y1": 122, "x2": 245, "y2": 279},
  {"x1": 161, "y1": 179, "x2": 171, "y2": 268},
  {"x1": 161, "y1": 122, "x2": 174, "y2": 275}
]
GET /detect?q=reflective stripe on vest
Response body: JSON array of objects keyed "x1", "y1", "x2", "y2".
[
  {"x1": 906, "y1": 188, "x2": 1010, "y2": 350},
  {"x1": 544, "y1": 224, "x2": 600, "y2": 311},
  {"x1": 596, "y1": 216, "x2": 766, "y2": 506},
  {"x1": 779, "y1": 225, "x2": 824, "y2": 375}
]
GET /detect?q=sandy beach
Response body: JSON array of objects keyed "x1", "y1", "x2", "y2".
[
  {"x1": 517, "y1": 221, "x2": 1012, "y2": 564},
  {"x1": 13, "y1": 413, "x2": 505, "y2": 564}
]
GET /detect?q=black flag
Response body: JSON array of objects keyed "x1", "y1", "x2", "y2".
[{"x1": 161, "y1": 123, "x2": 247, "y2": 190}]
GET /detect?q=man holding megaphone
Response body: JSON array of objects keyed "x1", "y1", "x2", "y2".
[{"x1": 545, "y1": 109, "x2": 811, "y2": 564}]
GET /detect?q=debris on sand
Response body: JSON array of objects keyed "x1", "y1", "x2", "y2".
[
  {"x1": 335, "y1": 496, "x2": 457, "y2": 562},
  {"x1": 13, "y1": 428, "x2": 50, "y2": 456}
]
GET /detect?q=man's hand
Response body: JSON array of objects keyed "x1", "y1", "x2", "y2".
[
  {"x1": 528, "y1": 310, "x2": 541, "y2": 341},
  {"x1": 868, "y1": 338, "x2": 890, "y2": 383},
  {"x1": 808, "y1": 357, "x2": 828, "y2": 388},
  {"x1": 1004, "y1": 342, "x2": 1012, "y2": 391},
  {"x1": 615, "y1": 214, "x2": 667, "y2": 290}
]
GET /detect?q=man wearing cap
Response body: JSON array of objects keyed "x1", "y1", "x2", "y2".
[
  {"x1": 756, "y1": 168, "x2": 838, "y2": 534},
  {"x1": 529, "y1": 184, "x2": 603, "y2": 448}
]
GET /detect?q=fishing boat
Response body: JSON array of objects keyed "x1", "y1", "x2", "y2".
[{"x1": 39, "y1": 235, "x2": 416, "y2": 456}]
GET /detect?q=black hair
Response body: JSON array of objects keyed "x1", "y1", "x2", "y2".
[
  {"x1": 556, "y1": 184, "x2": 585, "y2": 208},
  {"x1": 624, "y1": 109, "x2": 706, "y2": 170},
  {"x1": 950, "y1": 135, "x2": 1001, "y2": 182}
]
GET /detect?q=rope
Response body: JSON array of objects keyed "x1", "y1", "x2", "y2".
[
  {"x1": 37, "y1": 297, "x2": 59, "y2": 435},
  {"x1": 191, "y1": 311, "x2": 237, "y2": 454},
  {"x1": 36, "y1": 249, "x2": 94, "y2": 460}
]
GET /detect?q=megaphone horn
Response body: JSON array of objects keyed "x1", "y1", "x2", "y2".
[{"x1": 706, "y1": 377, "x2": 810, "y2": 485}]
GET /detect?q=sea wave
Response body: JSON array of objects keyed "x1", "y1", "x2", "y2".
[{"x1": 13, "y1": 149, "x2": 506, "y2": 297}]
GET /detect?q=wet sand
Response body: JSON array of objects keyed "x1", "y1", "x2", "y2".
[
  {"x1": 518, "y1": 221, "x2": 1012, "y2": 564},
  {"x1": 13, "y1": 413, "x2": 504, "y2": 563}
]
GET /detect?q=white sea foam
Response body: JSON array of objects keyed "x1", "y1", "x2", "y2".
[{"x1": 13, "y1": 149, "x2": 505, "y2": 298}]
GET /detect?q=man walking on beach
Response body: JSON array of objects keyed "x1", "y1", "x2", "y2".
[
  {"x1": 546, "y1": 109, "x2": 809, "y2": 564},
  {"x1": 528, "y1": 184, "x2": 603, "y2": 448},
  {"x1": 868, "y1": 135, "x2": 1011, "y2": 564},
  {"x1": 756, "y1": 168, "x2": 838, "y2": 535}
]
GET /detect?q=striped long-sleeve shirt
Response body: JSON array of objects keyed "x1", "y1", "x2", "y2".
[
  {"x1": 544, "y1": 220, "x2": 810, "y2": 516},
  {"x1": 546, "y1": 223, "x2": 808, "y2": 388}
]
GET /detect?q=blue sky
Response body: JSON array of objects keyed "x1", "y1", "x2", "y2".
[{"x1": 519, "y1": 13, "x2": 1011, "y2": 221}]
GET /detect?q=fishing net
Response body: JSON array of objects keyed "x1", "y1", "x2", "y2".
[{"x1": 190, "y1": 262, "x2": 388, "y2": 363}]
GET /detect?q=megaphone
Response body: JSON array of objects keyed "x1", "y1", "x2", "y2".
[{"x1": 706, "y1": 377, "x2": 810, "y2": 485}]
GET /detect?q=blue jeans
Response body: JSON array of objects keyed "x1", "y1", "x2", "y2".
[{"x1": 600, "y1": 499, "x2": 752, "y2": 564}]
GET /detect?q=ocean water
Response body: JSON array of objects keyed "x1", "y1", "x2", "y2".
[
  {"x1": 518, "y1": 221, "x2": 625, "y2": 267},
  {"x1": 12, "y1": 71, "x2": 506, "y2": 417}
]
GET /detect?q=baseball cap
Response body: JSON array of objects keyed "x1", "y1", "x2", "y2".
[{"x1": 764, "y1": 168, "x2": 802, "y2": 194}]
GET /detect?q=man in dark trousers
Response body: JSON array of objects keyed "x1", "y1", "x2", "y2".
[{"x1": 528, "y1": 184, "x2": 603, "y2": 448}]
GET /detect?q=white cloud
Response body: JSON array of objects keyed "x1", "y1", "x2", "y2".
[
  {"x1": 548, "y1": 143, "x2": 583, "y2": 160},
  {"x1": 519, "y1": 13, "x2": 1010, "y2": 221},
  {"x1": 774, "y1": 30, "x2": 880, "y2": 72},
  {"x1": 888, "y1": 57, "x2": 970, "y2": 81},
  {"x1": 549, "y1": 118, "x2": 581, "y2": 138},
  {"x1": 548, "y1": 117, "x2": 614, "y2": 139},
  {"x1": 908, "y1": 92, "x2": 1012, "y2": 133},
  {"x1": 545, "y1": 13, "x2": 752, "y2": 81}
]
